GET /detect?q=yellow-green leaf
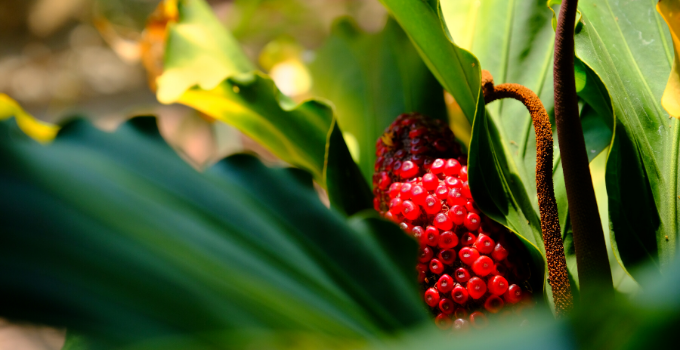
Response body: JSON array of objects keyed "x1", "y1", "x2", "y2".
[{"x1": 658, "y1": 0, "x2": 680, "y2": 118}]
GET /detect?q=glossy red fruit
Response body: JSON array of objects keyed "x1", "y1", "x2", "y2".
[
  {"x1": 438, "y1": 249, "x2": 456, "y2": 265},
  {"x1": 418, "y1": 246, "x2": 434, "y2": 263},
  {"x1": 443, "y1": 158, "x2": 461, "y2": 176},
  {"x1": 492, "y1": 243, "x2": 509, "y2": 261},
  {"x1": 467, "y1": 277, "x2": 487, "y2": 299},
  {"x1": 435, "y1": 185, "x2": 449, "y2": 200},
  {"x1": 444, "y1": 176, "x2": 462, "y2": 189},
  {"x1": 411, "y1": 226, "x2": 425, "y2": 242},
  {"x1": 464, "y1": 212, "x2": 481, "y2": 231},
  {"x1": 388, "y1": 197, "x2": 403, "y2": 215},
  {"x1": 435, "y1": 314, "x2": 452, "y2": 330},
  {"x1": 461, "y1": 181, "x2": 472, "y2": 199},
  {"x1": 504, "y1": 284, "x2": 523, "y2": 304},
  {"x1": 437, "y1": 274, "x2": 454, "y2": 293},
  {"x1": 438, "y1": 231, "x2": 458, "y2": 249},
  {"x1": 473, "y1": 233, "x2": 495, "y2": 255},
  {"x1": 399, "y1": 182, "x2": 412, "y2": 200},
  {"x1": 399, "y1": 221, "x2": 413, "y2": 233},
  {"x1": 411, "y1": 185, "x2": 427, "y2": 205},
  {"x1": 461, "y1": 232, "x2": 476, "y2": 246},
  {"x1": 425, "y1": 288, "x2": 440, "y2": 307},
  {"x1": 388, "y1": 182, "x2": 401, "y2": 198},
  {"x1": 378, "y1": 172, "x2": 391, "y2": 190},
  {"x1": 400, "y1": 160, "x2": 419, "y2": 179},
  {"x1": 431, "y1": 158, "x2": 445, "y2": 175},
  {"x1": 454, "y1": 267, "x2": 470, "y2": 283},
  {"x1": 459, "y1": 166, "x2": 468, "y2": 181},
  {"x1": 439, "y1": 298, "x2": 455, "y2": 314},
  {"x1": 484, "y1": 295, "x2": 504, "y2": 313},
  {"x1": 447, "y1": 188, "x2": 467, "y2": 207},
  {"x1": 459, "y1": 247, "x2": 480, "y2": 266},
  {"x1": 451, "y1": 285, "x2": 469, "y2": 304},
  {"x1": 469, "y1": 311, "x2": 488, "y2": 329},
  {"x1": 423, "y1": 226, "x2": 440, "y2": 246},
  {"x1": 423, "y1": 195, "x2": 442, "y2": 215},
  {"x1": 430, "y1": 258, "x2": 445, "y2": 274},
  {"x1": 448, "y1": 205, "x2": 467, "y2": 225},
  {"x1": 422, "y1": 173, "x2": 439, "y2": 190},
  {"x1": 472, "y1": 256, "x2": 494, "y2": 277},
  {"x1": 488, "y1": 275, "x2": 509, "y2": 295},
  {"x1": 465, "y1": 200, "x2": 480, "y2": 215},
  {"x1": 401, "y1": 200, "x2": 421, "y2": 220},
  {"x1": 434, "y1": 212, "x2": 453, "y2": 231},
  {"x1": 416, "y1": 263, "x2": 428, "y2": 283}
]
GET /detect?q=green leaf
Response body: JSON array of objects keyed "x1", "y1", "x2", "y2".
[
  {"x1": 0, "y1": 117, "x2": 426, "y2": 346},
  {"x1": 378, "y1": 0, "x2": 480, "y2": 123},
  {"x1": 572, "y1": 0, "x2": 678, "y2": 277},
  {"x1": 155, "y1": 0, "x2": 370, "y2": 214},
  {"x1": 308, "y1": 17, "x2": 447, "y2": 183},
  {"x1": 658, "y1": 0, "x2": 680, "y2": 118}
]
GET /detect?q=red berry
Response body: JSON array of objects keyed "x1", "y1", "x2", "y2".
[
  {"x1": 411, "y1": 226, "x2": 425, "y2": 242},
  {"x1": 399, "y1": 182, "x2": 412, "y2": 200},
  {"x1": 423, "y1": 195, "x2": 442, "y2": 214},
  {"x1": 453, "y1": 308, "x2": 468, "y2": 320},
  {"x1": 435, "y1": 185, "x2": 449, "y2": 200},
  {"x1": 437, "y1": 274, "x2": 454, "y2": 293},
  {"x1": 438, "y1": 249, "x2": 456, "y2": 265},
  {"x1": 444, "y1": 176, "x2": 462, "y2": 189},
  {"x1": 434, "y1": 212, "x2": 453, "y2": 231},
  {"x1": 473, "y1": 233, "x2": 495, "y2": 255},
  {"x1": 411, "y1": 185, "x2": 427, "y2": 205},
  {"x1": 461, "y1": 232, "x2": 476, "y2": 246},
  {"x1": 459, "y1": 166, "x2": 468, "y2": 181},
  {"x1": 422, "y1": 173, "x2": 438, "y2": 191},
  {"x1": 409, "y1": 127, "x2": 426, "y2": 138},
  {"x1": 418, "y1": 246, "x2": 434, "y2": 263},
  {"x1": 467, "y1": 277, "x2": 487, "y2": 299},
  {"x1": 492, "y1": 243, "x2": 509, "y2": 261},
  {"x1": 399, "y1": 221, "x2": 413, "y2": 233},
  {"x1": 461, "y1": 181, "x2": 472, "y2": 198},
  {"x1": 488, "y1": 275, "x2": 509, "y2": 295},
  {"x1": 484, "y1": 295, "x2": 504, "y2": 313},
  {"x1": 451, "y1": 285, "x2": 469, "y2": 304},
  {"x1": 378, "y1": 172, "x2": 392, "y2": 190},
  {"x1": 438, "y1": 231, "x2": 458, "y2": 249},
  {"x1": 400, "y1": 161, "x2": 419, "y2": 179},
  {"x1": 424, "y1": 288, "x2": 440, "y2": 307},
  {"x1": 401, "y1": 200, "x2": 421, "y2": 220},
  {"x1": 459, "y1": 247, "x2": 480, "y2": 266},
  {"x1": 452, "y1": 318, "x2": 469, "y2": 332},
  {"x1": 417, "y1": 263, "x2": 428, "y2": 282},
  {"x1": 431, "y1": 158, "x2": 445, "y2": 175},
  {"x1": 448, "y1": 205, "x2": 467, "y2": 225},
  {"x1": 373, "y1": 197, "x2": 381, "y2": 212},
  {"x1": 447, "y1": 188, "x2": 467, "y2": 207},
  {"x1": 469, "y1": 311, "x2": 488, "y2": 329},
  {"x1": 464, "y1": 212, "x2": 481, "y2": 231},
  {"x1": 504, "y1": 284, "x2": 523, "y2": 304},
  {"x1": 429, "y1": 258, "x2": 444, "y2": 274},
  {"x1": 388, "y1": 197, "x2": 403, "y2": 215},
  {"x1": 443, "y1": 158, "x2": 461, "y2": 176},
  {"x1": 388, "y1": 182, "x2": 402, "y2": 198},
  {"x1": 454, "y1": 267, "x2": 470, "y2": 283},
  {"x1": 439, "y1": 298, "x2": 455, "y2": 314},
  {"x1": 423, "y1": 226, "x2": 439, "y2": 246},
  {"x1": 392, "y1": 160, "x2": 402, "y2": 177},
  {"x1": 384, "y1": 211, "x2": 399, "y2": 223},
  {"x1": 472, "y1": 256, "x2": 494, "y2": 277},
  {"x1": 435, "y1": 314, "x2": 452, "y2": 330},
  {"x1": 465, "y1": 200, "x2": 480, "y2": 215}
]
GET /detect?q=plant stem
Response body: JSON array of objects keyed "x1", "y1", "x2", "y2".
[
  {"x1": 482, "y1": 70, "x2": 573, "y2": 317},
  {"x1": 553, "y1": 0, "x2": 613, "y2": 296}
]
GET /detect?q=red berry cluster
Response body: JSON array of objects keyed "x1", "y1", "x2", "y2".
[{"x1": 373, "y1": 113, "x2": 532, "y2": 332}]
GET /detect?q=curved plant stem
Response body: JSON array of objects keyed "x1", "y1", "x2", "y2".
[
  {"x1": 553, "y1": 0, "x2": 613, "y2": 297},
  {"x1": 482, "y1": 70, "x2": 574, "y2": 316}
]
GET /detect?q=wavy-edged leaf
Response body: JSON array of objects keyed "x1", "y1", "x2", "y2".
[
  {"x1": 308, "y1": 17, "x2": 447, "y2": 183},
  {"x1": 0, "y1": 117, "x2": 426, "y2": 347},
  {"x1": 151, "y1": 0, "x2": 370, "y2": 214},
  {"x1": 658, "y1": 0, "x2": 680, "y2": 118},
  {"x1": 572, "y1": 0, "x2": 677, "y2": 278},
  {"x1": 0, "y1": 94, "x2": 59, "y2": 143}
]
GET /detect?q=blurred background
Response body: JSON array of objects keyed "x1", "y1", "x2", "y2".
[{"x1": 0, "y1": 0, "x2": 387, "y2": 348}]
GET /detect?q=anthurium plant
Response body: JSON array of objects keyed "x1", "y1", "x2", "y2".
[{"x1": 1, "y1": 0, "x2": 679, "y2": 349}]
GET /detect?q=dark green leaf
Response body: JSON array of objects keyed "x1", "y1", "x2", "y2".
[
  {"x1": 308, "y1": 17, "x2": 447, "y2": 183},
  {"x1": 0, "y1": 117, "x2": 426, "y2": 346}
]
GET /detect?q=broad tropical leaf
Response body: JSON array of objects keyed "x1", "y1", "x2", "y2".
[
  {"x1": 309, "y1": 17, "x2": 447, "y2": 183},
  {"x1": 0, "y1": 116, "x2": 426, "y2": 347},
  {"x1": 658, "y1": 0, "x2": 680, "y2": 118},
  {"x1": 570, "y1": 0, "x2": 677, "y2": 279}
]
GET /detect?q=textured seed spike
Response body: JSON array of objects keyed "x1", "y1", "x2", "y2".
[{"x1": 373, "y1": 112, "x2": 533, "y2": 331}]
